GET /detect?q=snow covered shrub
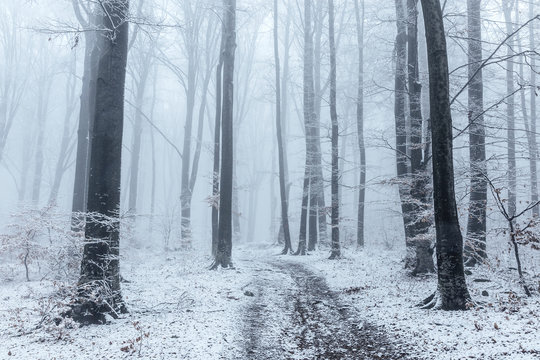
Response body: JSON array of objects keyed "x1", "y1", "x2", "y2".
[{"x1": 0, "y1": 205, "x2": 83, "y2": 282}]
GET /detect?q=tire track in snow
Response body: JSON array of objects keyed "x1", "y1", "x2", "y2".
[{"x1": 240, "y1": 258, "x2": 412, "y2": 360}]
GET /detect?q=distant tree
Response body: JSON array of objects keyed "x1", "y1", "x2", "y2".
[
  {"x1": 328, "y1": 0, "x2": 340, "y2": 260},
  {"x1": 274, "y1": 0, "x2": 292, "y2": 254},
  {"x1": 212, "y1": 0, "x2": 236, "y2": 269},
  {"x1": 71, "y1": 0, "x2": 130, "y2": 324},
  {"x1": 48, "y1": 55, "x2": 78, "y2": 205},
  {"x1": 419, "y1": 0, "x2": 471, "y2": 310}
]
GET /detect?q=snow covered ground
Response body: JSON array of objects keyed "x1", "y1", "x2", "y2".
[{"x1": 0, "y1": 244, "x2": 538, "y2": 359}]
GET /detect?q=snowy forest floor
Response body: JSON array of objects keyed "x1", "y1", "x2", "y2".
[{"x1": 1, "y1": 244, "x2": 539, "y2": 359}]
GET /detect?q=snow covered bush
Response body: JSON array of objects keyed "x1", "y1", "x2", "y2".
[{"x1": 0, "y1": 205, "x2": 83, "y2": 282}]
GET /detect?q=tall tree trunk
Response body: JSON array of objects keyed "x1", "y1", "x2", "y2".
[
  {"x1": 328, "y1": 0, "x2": 340, "y2": 260},
  {"x1": 300, "y1": 0, "x2": 317, "y2": 254},
  {"x1": 312, "y1": 0, "x2": 326, "y2": 247},
  {"x1": 72, "y1": 21, "x2": 99, "y2": 228},
  {"x1": 503, "y1": 0, "x2": 517, "y2": 219},
  {"x1": 354, "y1": 0, "x2": 366, "y2": 248},
  {"x1": 212, "y1": 32, "x2": 224, "y2": 256},
  {"x1": 180, "y1": 51, "x2": 197, "y2": 247},
  {"x1": 212, "y1": 0, "x2": 236, "y2": 269},
  {"x1": 73, "y1": 0, "x2": 129, "y2": 324},
  {"x1": 420, "y1": 0, "x2": 471, "y2": 310},
  {"x1": 528, "y1": 0, "x2": 538, "y2": 216},
  {"x1": 464, "y1": 0, "x2": 488, "y2": 267},
  {"x1": 274, "y1": 0, "x2": 292, "y2": 254},
  {"x1": 407, "y1": 0, "x2": 435, "y2": 275},
  {"x1": 394, "y1": 0, "x2": 415, "y2": 261}
]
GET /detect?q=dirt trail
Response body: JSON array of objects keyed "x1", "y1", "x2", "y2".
[{"x1": 240, "y1": 258, "x2": 411, "y2": 360}]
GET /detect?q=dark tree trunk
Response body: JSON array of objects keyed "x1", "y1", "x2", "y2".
[
  {"x1": 420, "y1": 0, "x2": 471, "y2": 310},
  {"x1": 73, "y1": 0, "x2": 130, "y2": 324},
  {"x1": 212, "y1": 0, "x2": 236, "y2": 269},
  {"x1": 328, "y1": 0, "x2": 340, "y2": 260},
  {"x1": 274, "y1": 0, "x2": 292, "y2": 254},
  {"x1": 394, "y1": 0, "x2": 415, "y2": 261},
  {"x1": 354, "y1": 0, "x2": 366, "y2": 248},
  {"x1": 464, "y1": 0, "x2": 487, "y2": 267},
  {"x1": 72, "y1": 20, "x2": 99, "y2": 229},
  {"x1": 407, "y1": 0, "x2": 435, "y2": 275}
]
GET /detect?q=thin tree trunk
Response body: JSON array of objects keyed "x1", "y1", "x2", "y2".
[
  {"x1": 274, "y1": 0, "x2": 292, "y2": 254},
  {"x1": 128, "y1": 47, "x2": 152, "y2": 217},
  {"x1": 464, "y1": 0, "x2": 488, "y2": 267},
  {"x1": 408, "y1": 0, "x2": 435, "y2": 275},
  {"x1": 49, "y1": 56, "x2": 77, "y2": 205},
  {"x1": 503, "y1": 0, "x2": 517, "y2": 219},
  {"x1": 328, "y1": 0, "x2": 340, "y2": 260},
  {"x1": 420, "y1": 0, "x2": 471, "y2": 310},
  {"x1": 212, "y1": 31, "x2": 224, "y2": 256},
  {"x1": 394, "y1": 0, "x2": 415, "y2": 262},
  {"x1": 354, "y1": 0, "x2": 366, "y2": 248},
  {"x1": 528, "y1": 0, "x2": 538, "y2": 216}
]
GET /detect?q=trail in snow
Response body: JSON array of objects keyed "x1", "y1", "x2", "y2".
[{"x1": 238, "y1": 257, "x2": 413, "y2": 360}]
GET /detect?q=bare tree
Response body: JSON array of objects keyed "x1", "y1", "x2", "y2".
[
  {"x1": 419, "y1": 0, "x2": 471, "y2": 310},
  {"x1": 212, "y1": 0, "x2": 236, "y2": 269},
  {"x1": 274, "y1": 0, "x2": 292, "y2": 254},
  {"x1": 354, "y1": 0, "x2": 366, "y2": 248},
  {"x1": 71, "y1": 0, "x2": 130, "y2": 324},
  {"x1": 328, "y1": 0, "x2": 340, "y2": 260},
  {"x1": 463, "y1": 0, "x2": 488, "y2": 267}
]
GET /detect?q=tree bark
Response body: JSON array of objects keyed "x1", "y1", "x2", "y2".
[
  {"x1": 328, "y1": 0, "x2": 340, "y2": 260},
  {"x1": 354, "y1": 0, "x2": 366, "y2": 248},
  {"x1": 420, "y1": 0, "x2": 471, "y2": 310},
  {"x1": 274, "y1": 0, "x2": 293, "y2": 254},
  {"x1": 407, "y1": 0, "x2": 435, "y2": 275},
  {"x1": 463, "y1": 0, "x2": 488, "y2": 267},
  {"x1": 503, "y1": 0, "x2": 517, "y2": 219},
  {"x1": 73, "y1": 0, "x2": 130, "y2": 324},
  {"x1": 212, "y1": 0, "x2": 236, "y2": 269}
]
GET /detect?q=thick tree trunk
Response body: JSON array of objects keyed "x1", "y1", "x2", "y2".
[
  {"x1": 73, "y1": 0, "x2": 130, "y2": 324},
  {"x1": 274, "y1": 0, "x2": 292, "y2": 254},
  {"x1": 420, "y1": 0, "x2": 471, "y2": 310},
  {"x1": 212, "y1": 0, "x2": 236, "y2": 269},
  {"x1": 407, "y1": 0, "x2": 435, "y2": 275},
  {"x1": 328, "y1": 0, "x2": 340, "y2": 260},
  {"x1": 528, "y1": 0, "x2": 538, "y2": 216},
  {"x1": 354, "y1": 0, "x2": 366, "y2": 248}
]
